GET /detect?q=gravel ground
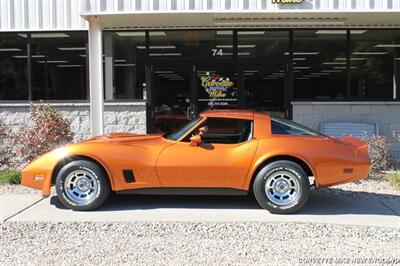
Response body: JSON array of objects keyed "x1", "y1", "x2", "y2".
[
  {"x1": 0, "y1": 184, "x2": 42, "y2": 195},
  {"x1": 1, "y1": 179, "x2": 399, "y2": 265},
  {"x1": 1, "y1": 222, "x2": 399, "y2": 265},
  {"x1": 318, "y1": 178, "x2": 400, "y2": 202}
]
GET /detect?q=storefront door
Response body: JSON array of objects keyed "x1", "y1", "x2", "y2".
[{"x1": 148, "y1": 60, "x2": 289, "y2": 133}]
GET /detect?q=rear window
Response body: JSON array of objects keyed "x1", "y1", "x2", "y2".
[{"x1": 271, "y1": 118, "x2": 323, "y2": 136}]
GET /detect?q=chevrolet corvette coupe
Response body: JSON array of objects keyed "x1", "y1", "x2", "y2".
[{"x1": 21, "y1": 110, "x2": 371, "y2": 214}]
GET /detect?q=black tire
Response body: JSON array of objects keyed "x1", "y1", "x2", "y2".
[
  {"x1": 55, "y1": 160, "x2": 111, "y2": 211},
  {"x1": 253, "y1": 160, "x2": 310, "y2": 214}
]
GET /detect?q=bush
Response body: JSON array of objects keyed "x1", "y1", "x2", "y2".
[
  {"x1": 12, "y1": 103, "x2": 74, "y2": 164},
  {"x1": 386, "y1": 171, "x2": 400, "y2": 188},
  {"x1": 0, "y1": 169, "x2": 21, "y2": 185},
  {"x1": 363, "y1": 135, "x2": 391, "y2": 175},
  {"x1": 0, "y1": 120, "x2": 17, "y2": 169}
]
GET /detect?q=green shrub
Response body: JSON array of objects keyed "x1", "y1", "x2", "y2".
[
  {"x1": 0, "y1": 169, "x2": 21, "y2": 185},
  {"x1": 386, "y1": 171, "x2": 400, "y2": 188}
]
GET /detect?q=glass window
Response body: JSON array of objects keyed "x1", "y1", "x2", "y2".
[
  {"x1": 149, "y1": 30, "x2": 233, "y2": 59},
  {"x1": 238, "y1": 30, "x2": 289, "y2": 59},
  {"x1": 0, "y1": 33, "x2": 27, "y2": 100},
  {"x1": 271, "y1": 118, "x2": 323, "y2": 136},
  {"x1": 166, "y1": 117, "x2": 202, "y2": 141},
  {"x1": 185, "y1": 118, "x2": 253, "y2": 144},
  {"x1": 244, "y1": 64, "x2": 286, "y2": 115},
  {"x1": 293, "y1": 30, "x2": 347, "y2": 100},
  {"x1": 104, "y1": 31, "x2": 146, "y2": 100},
  {"x1": 30, "y1": 32, "x2": 88, "y2": 100},
  {"x1": 350, "y1": 30, "x2": 399, "y2": 99}
]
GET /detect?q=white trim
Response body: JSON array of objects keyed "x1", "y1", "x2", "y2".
[{"x1": 88, "y1": 16, "x2": 104, "y2": 136}]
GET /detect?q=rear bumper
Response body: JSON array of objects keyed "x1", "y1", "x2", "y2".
[{"x1": 317, "y1": 162, "x2": 371, "y2": 188}]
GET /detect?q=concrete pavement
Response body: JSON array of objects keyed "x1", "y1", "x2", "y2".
[{"x1": 1, "y1": 189, "x2": 399, "y2": 228}]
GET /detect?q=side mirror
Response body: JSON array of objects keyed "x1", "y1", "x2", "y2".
[
  {"x1": 189, "y1": 134, "x2": 202, "y2": 147},
  {"x1": 198, "y1": 126, "x2": 208, "y2": 135}
]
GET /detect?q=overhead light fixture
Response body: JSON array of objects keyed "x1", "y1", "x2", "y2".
[
  {"x1": 293, "y1": 58, "x2": 306, "y2": 61},
  {"x1": 244, "y1": 73, "x2": 255, "y2": 75},
  {"x1": 79, "y1": 54, "x2": 86, "y2": 57},
  {"x1": 136, "y1": 45, "x2": 176, "y2": 49},
  {"x1": 149, "y1": 31, "x2": 166, "y2": 36},
  {"x1": 311, "y1": 72, "x2": 331, "y2": 75},
  {"x1": 316, "y1": 30, "x2": 367, "y2": 35},
  {"x1": 244, "y1": 70, "x2": 258, "y2": 73},
  {"x1": 216, "y1": 44, "x2": 256, "y2": 48},
  {"x1": 294, "y1": 67, "x2": 311, "y2": 69},
  {"x1": 37, "y1": 60, "x2": 68, "y2": 63},
  {"x1": 295, "y1": 77, "x2": 310, "y2": 80},
  {"x1": 58, "y1": 47, "x2": 86, "y2": 51},
  {"x1": 374, "y1": 44, "x2": 400, "y2": 48},
  {"x1": 114, "y1": 59, "x2": 126, "y2": 62},
  {"x1": 238, "y1": 31, "x2": 265, "y2": 35},
  {"x1": 18, "y1": 33, "x2": 69, "y2": 38},
  {"x1": 284, "y1": 52, "x2": 319, "y2": 55},
  {"x1": 334, "y1": 66, "x2": 358, "y2": 69},
  {"x1": 238, "y1": 52, "x2": 250, "y2": 56},
  {"x1": 0, "y1": 48, "x2": 22, "y2": 52},
  {"x1": 323, "y1": 62, "x2": 346, "y2": 65},
  {"x1": 353, "y1": 52, "x2": 387, "y2": 55},
  {"x1": 114, "y1": 63, "x2": 136, "y2": 67},
  {"x1": 336, "y1": 57, "x2": 367, "y2": 61},
  {"x1": 13, "y1": 55, "x2": 45, "y2": 58},
  {"x1": 155, "y1": 71, "x2": 174, "y2": 73},
  {"x1": 216, "y1": 30, "x2": 233, "y2": 35},
  {"x1": 116, "y1": 31, "x2": 145, "y2": 37},
  {"x1": 321, "y1": 69, "x2": 342, "y2": 72},
  {"x1": 56, "y1": 64, "x2": 82, "y2": 67},
  {"x1": 149, "y1": 53, "x2": 181, "y2": 56},
  {"x1": 263, "y1": 77, "x2": 278, "y2": 80}
]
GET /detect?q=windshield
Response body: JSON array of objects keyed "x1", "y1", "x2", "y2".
[{"x1": 166, "y1": 117, "x2": 202, "y2": 141}]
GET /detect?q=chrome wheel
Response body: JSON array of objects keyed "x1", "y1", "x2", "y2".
[
  {"x1": 265, "y1": 170, "x2": 301, "y2": 206},
  {"x1": 64, "y1": 169, "x2": 99, "y2": 205}
]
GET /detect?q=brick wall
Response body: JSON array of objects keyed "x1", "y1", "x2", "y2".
[{"x1": 0, "y1": 101, "x2": 146, "y2": 142}]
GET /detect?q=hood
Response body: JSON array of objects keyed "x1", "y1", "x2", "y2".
[{"x1": 84, "y1": 132, "x2": 165, "y2": 144}]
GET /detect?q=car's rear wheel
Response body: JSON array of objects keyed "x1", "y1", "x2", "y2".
[
  {"x1": 253, "y1": 160, "x2": 310, "y2": 214},
  {"x1": 55, "y1": 160, "x2": 111, "y2": 211}
]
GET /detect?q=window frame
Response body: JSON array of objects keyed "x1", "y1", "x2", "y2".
[{"x1": 181, "y1": 117, "x2": 254, "y2": 144}]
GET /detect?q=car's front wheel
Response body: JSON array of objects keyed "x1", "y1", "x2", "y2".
[
  {"x1": 253, "y1": 160, "x2": 310, "y2": 214},
  {"x1": 55, "y1": 160, "x2": 111, "y2": 211}
]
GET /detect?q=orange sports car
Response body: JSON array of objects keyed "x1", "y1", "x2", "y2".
[{"x1": 21, "y1": 109, "x2": 371, "y2": 214}]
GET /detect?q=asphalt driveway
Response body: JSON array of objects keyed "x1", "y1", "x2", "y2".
[{"x1": 2, "y1": 188, "x2": 399, "y2": 228}]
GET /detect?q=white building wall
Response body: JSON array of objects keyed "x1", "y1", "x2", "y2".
[
  {"x1": 292, "y1": 102, "x2": 400, "y2": 157},
  {"x1": 1, "y1": 0, "x2": 400, "y2": 32}
]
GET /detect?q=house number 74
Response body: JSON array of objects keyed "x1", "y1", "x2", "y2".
[{"x1": 212, "y1": 49, "x2": 224, "y2": 56}]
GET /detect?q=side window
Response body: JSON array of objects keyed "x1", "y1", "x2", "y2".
[
  {"x1": 271, "y1": 118, "x2": 322, "y2": 136},
  {"x1": 184, "y1": 118, "x2": 252, "y2": 144}
]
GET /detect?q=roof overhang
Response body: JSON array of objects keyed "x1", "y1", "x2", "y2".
[{"x1": 81, "y1": 11, "x2": 400, "y2": 30}]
